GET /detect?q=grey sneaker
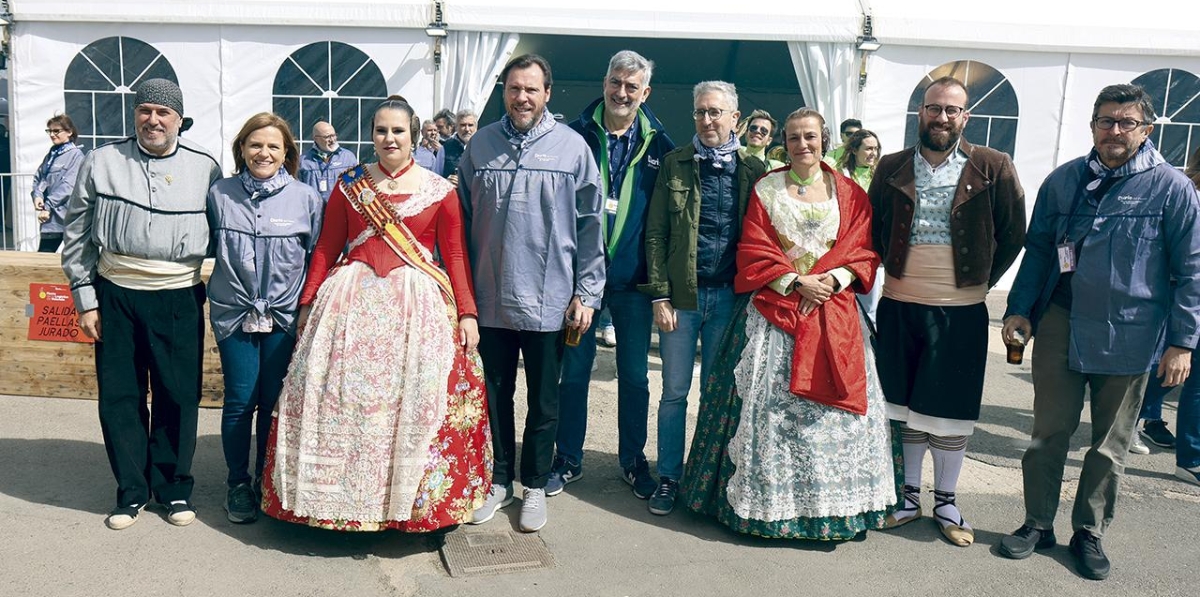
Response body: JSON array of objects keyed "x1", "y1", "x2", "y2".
[
  {"x1": 1130, "y1": 434, "x2": 1150, "y2": 454},
  {"x1": 648, "y1": 477, "x2": 679, "y2": 516},
  {"x1": 519, "y1": 488, "x2": 548, "y2": 532},
  {"x1": 1176, "y1": 465, "x2": 1200, "y2": 487},
  {"x1": 545, "y1": 457, "x2": 583, "y2": 497},
  {"x1": 469, "y1": 483, "x2": 513, "y2": 525},
  {"x1": 225, "y1": 483, "x2": 258, "y2": 524}
]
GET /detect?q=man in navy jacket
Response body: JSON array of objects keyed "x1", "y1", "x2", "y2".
[{"x1": 548, "y1": 50, "x2": 675, "y2": 501}]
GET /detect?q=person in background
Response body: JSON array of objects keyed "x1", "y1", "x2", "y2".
[
  {"x1": 823, "y1": 118, "x2": 862, "y2": 167},
  {"x1": 261, "y1": 99, "x2": 491, "y2": 533},
  {"x1": 681, "y1": 108, "x2": 897, "y2": 541},
  {"x1": 999, "y1": 84, "x2": 1200, "y2": 580},
  {"x1": 1129, "y1": 146, "x2": 1200, "y2": 476},
  {"x1": 415, "y1": 118, "x2": 445, "y2": 175},
  {"x1": 298, "y1": 121, "x2": 357, "y2": 202},
  {"x1": 434, "y1": 108, "x2": 456, "y2": 142},
  {"x1": 836, "y1": 129, "x2": 881, "y2": 192},
  {"x1": 61, "y1": 78, "x2": 222, "y2": 530},
  {"x1": 32, "y1": 114, "x2": 85, "y2": 252},
  {"x1": 442, "y1": 109, "x2": 478, "y2": 186},
  {"x1": 206, "y1": 112, "x2": 324, "y2": 524},
  {"x1": 550, "y1": 50, "x2": 675, "y2": 500},
  {"x1": 640, "y1": 80, "x2": 766, "y2": 516},
  {"x1": 738, "y1": 109, "x2": 784, "y2": 170}
]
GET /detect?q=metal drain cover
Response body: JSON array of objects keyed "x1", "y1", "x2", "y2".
[{"x1": 440, "y1": 530, "x2": 555, "y2": 577}]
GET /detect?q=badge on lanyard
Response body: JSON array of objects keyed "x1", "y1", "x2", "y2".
[
  {"x1": 1057, "y1": 242, "x2": 1076, "y2": 273},
  {"x1": 318, "y1": 179, "x2": 329, "y2": 193},
  {"x1": 604, "y1": 197, "x2": 620, "y2": 215}
]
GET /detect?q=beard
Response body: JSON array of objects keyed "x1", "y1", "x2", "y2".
[{"x1": 919, "y1": 123, "x2": 961, "y2": 152}]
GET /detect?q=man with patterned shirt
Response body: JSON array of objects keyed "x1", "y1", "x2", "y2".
[{"x1": 870, "y1": 76, "x2": 1026, "y2": 547}]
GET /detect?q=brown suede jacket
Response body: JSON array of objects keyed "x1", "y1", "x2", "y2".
[{"x1": 868, "y1": 139, "x2": 1026, "y2": 288}]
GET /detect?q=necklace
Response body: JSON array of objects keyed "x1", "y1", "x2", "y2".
[
  {"x1": 378, "y1": 159, "x2": 416, "y2": 193},
  {"x1": 788, "y1": 168, "x2": 821, "y2": 195}
]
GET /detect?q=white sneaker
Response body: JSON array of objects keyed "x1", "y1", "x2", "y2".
[
  {"x1": 519, "y1": 488, "x2": 547, "y2": 532},
  {"x1": 599, "y1": 326, "x2": 617, "y2": 347},
  {"x1": 469, "y1": 483, "x2": 513, "y2": 524},
  {"x1": 1130, "y1": 435, "x2": 1150, "y2": 455}
]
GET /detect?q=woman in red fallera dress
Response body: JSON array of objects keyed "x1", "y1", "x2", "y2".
[{"x1": 260, "y1": 100, "x2": 492, "y2": 532}]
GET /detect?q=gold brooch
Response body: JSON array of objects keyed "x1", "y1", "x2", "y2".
[{"x1": 164, "y1": 175, "x2": 174, "y2": 185}]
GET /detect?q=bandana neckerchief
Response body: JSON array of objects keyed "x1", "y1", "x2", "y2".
[
  {"x1": 501, "y1": 107, "x2": 556, "y2": 147},
  {"x1": 238, "y1": 168, "x2": 295, "y2": 200},
  {"x1": 693, "y1": 132, "x2": 741, "y2": 170},
  {"x1": 1083, "y1": 138, "x2": 1165, "y2": 197}
]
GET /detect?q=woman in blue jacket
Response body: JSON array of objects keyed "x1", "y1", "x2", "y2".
[
  {"x1": 32, "y1": 114, "x2": 84, "y2": 252},
  {"x1": 207, "y1": 112, "x2": 324, "y2": 524}
]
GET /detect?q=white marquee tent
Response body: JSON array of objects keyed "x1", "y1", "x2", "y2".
[{"x1": 5, "y1": 0, "x2": 1200, "y2": 289}]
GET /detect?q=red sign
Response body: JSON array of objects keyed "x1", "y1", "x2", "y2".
[{"x1": 28, "y1": 283, "x2": 94, "y2": 343}]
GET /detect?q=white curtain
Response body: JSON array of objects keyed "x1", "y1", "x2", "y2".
[
  {"x1": 788, "y1": 41, "x2": 860, "y2": 140},
  {"x1": 439, "y1": 31, "x2": 520, "y2": 116}
]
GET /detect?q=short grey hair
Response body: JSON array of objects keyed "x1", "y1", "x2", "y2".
[
  {"x1": 455, "y1": 109, "x2": 477, "y2": 122},
  {"x1": 607, "y1": 50, "x2": 654, "y2": 87},
  {"x1": 693, "y1": 81, "x2": 738, "y2": 111}
]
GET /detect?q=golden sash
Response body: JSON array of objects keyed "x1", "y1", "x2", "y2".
[{"x1": 340, "y1": 166, "x2": 457, "y2": 312}]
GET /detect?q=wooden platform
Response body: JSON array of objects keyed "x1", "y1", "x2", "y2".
[{"x1": 0, "y1": 251, "x2": 225, "y2": 407}]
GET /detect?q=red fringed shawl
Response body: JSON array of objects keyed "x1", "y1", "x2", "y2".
[{"x1": 733, "y1": 163, "x2": 880, "y2": 415}]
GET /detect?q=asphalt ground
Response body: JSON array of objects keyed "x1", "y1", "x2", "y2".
[{"x1": 3, "y1": 292, "x2": 1198, "y2": 596}]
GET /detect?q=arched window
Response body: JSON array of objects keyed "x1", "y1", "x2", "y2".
[
  {"x1": 273, "y1": 42, "x2": 388, "y2": 162},
  {"x1": 63, "y1": 37, "x2": 179, "y2": 152},
  {"x1": 904, "y1": 60, "x2": 1019, "y2": 157},
  {"x1": 1132, "y1": 68, "x2": 1200, "y2": 169}
]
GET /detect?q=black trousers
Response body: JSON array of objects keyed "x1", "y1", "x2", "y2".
[
  {"x1": 95, "y1": 278, "x2": 206, "y2": 507},
  {"x1": 38, "y1": 235, "x2": 62, "y2": 253},
  {"x1": 477, "y1": 326, "x2": 564, "y2": 488}
]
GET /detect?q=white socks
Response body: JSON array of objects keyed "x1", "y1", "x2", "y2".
[{"x1": 930, "y1": 435, "x2": 969, "y2": 530}]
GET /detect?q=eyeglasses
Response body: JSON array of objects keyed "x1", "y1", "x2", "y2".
[
  {"x1": 314, "y1": 133, "x2": 338, "y2": 140},
  {"x1": 922, "y1": 104, "x2": 965, "y2": 119},
  {"x1": 693, "y1": 108, "x2": 730, "y2": 121},
  {"x1": 747, "y1": 124, "x2": 771, "y2": 136},
  {"x1": 45, "y1": 128, "x2": 66, "y2": 135},
  {"x1": 1093, "y1": 117, "x2": 1149, "y2": 132}
]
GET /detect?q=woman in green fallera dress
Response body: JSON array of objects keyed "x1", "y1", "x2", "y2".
[{"x1": 680, "y1": 109, "x2": 901, "y2": 541}]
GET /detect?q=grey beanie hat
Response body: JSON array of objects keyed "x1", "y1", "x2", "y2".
[{"x1": 134, "y1": 78, "x2": 184, "y2": 117}]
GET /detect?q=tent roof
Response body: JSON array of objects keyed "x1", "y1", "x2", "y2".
[
  {"x1": 869, "y1": 0, "x2": 1200, "y2": 57},
  {"x1": 11, "y1": 0, "x2": 1200, "y2": 55}
]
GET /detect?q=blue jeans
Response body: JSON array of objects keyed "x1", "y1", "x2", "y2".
[
  {"x1": 656, "y1": 286, "x2": 736, "y2": 480},
  {"x1": 217, "y1": 329, "x2": 296, "y2": 487},
  {"x1": 1144, "y1": 355, "x2": 1200, "y2": 468},
  {"x1": 557, "y1": 289, "x2": 653, "y2": 468}
]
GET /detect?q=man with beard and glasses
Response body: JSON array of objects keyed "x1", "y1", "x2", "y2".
[
  {"x1": 998, "y1": 84, "x2": 1200, "y2": 580},
  {"x1": 869, "y1": 76, "x2": 1026, "y2": 547},
  {"x1": 61, "y1": 78, "x2": 222, "y2": 531},
  {"x1": 459, "y1": 54, "x2": 605, "y2": 533}
]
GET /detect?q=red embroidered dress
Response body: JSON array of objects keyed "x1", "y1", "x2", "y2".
[{"x1": 260, "y1": 166, "x2": 492, "y2": 532}]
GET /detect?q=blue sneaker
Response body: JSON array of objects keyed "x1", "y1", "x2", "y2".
[
  {"x1": 545, "y1": 456, "x2": 583, "y2": 497},
  {"x1": 622, "y1": 459, "x2": 657, "y2": 500}
]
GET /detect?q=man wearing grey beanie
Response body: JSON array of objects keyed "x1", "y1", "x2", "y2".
[{"x1": 61, "y1": 77, "x2": 222, "y2": 530}]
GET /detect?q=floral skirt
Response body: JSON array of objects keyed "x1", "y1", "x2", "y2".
[
  {"x1": 261, "y1": 261, "x2": 492, "y2": 532},
  {"x1": 681, "y1": 294, "x2": 902, "y2": 540}
]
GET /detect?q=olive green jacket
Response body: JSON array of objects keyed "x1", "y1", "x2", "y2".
[{"x1": 639, "y1": 144, "x2": 767, "y2": 310}]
